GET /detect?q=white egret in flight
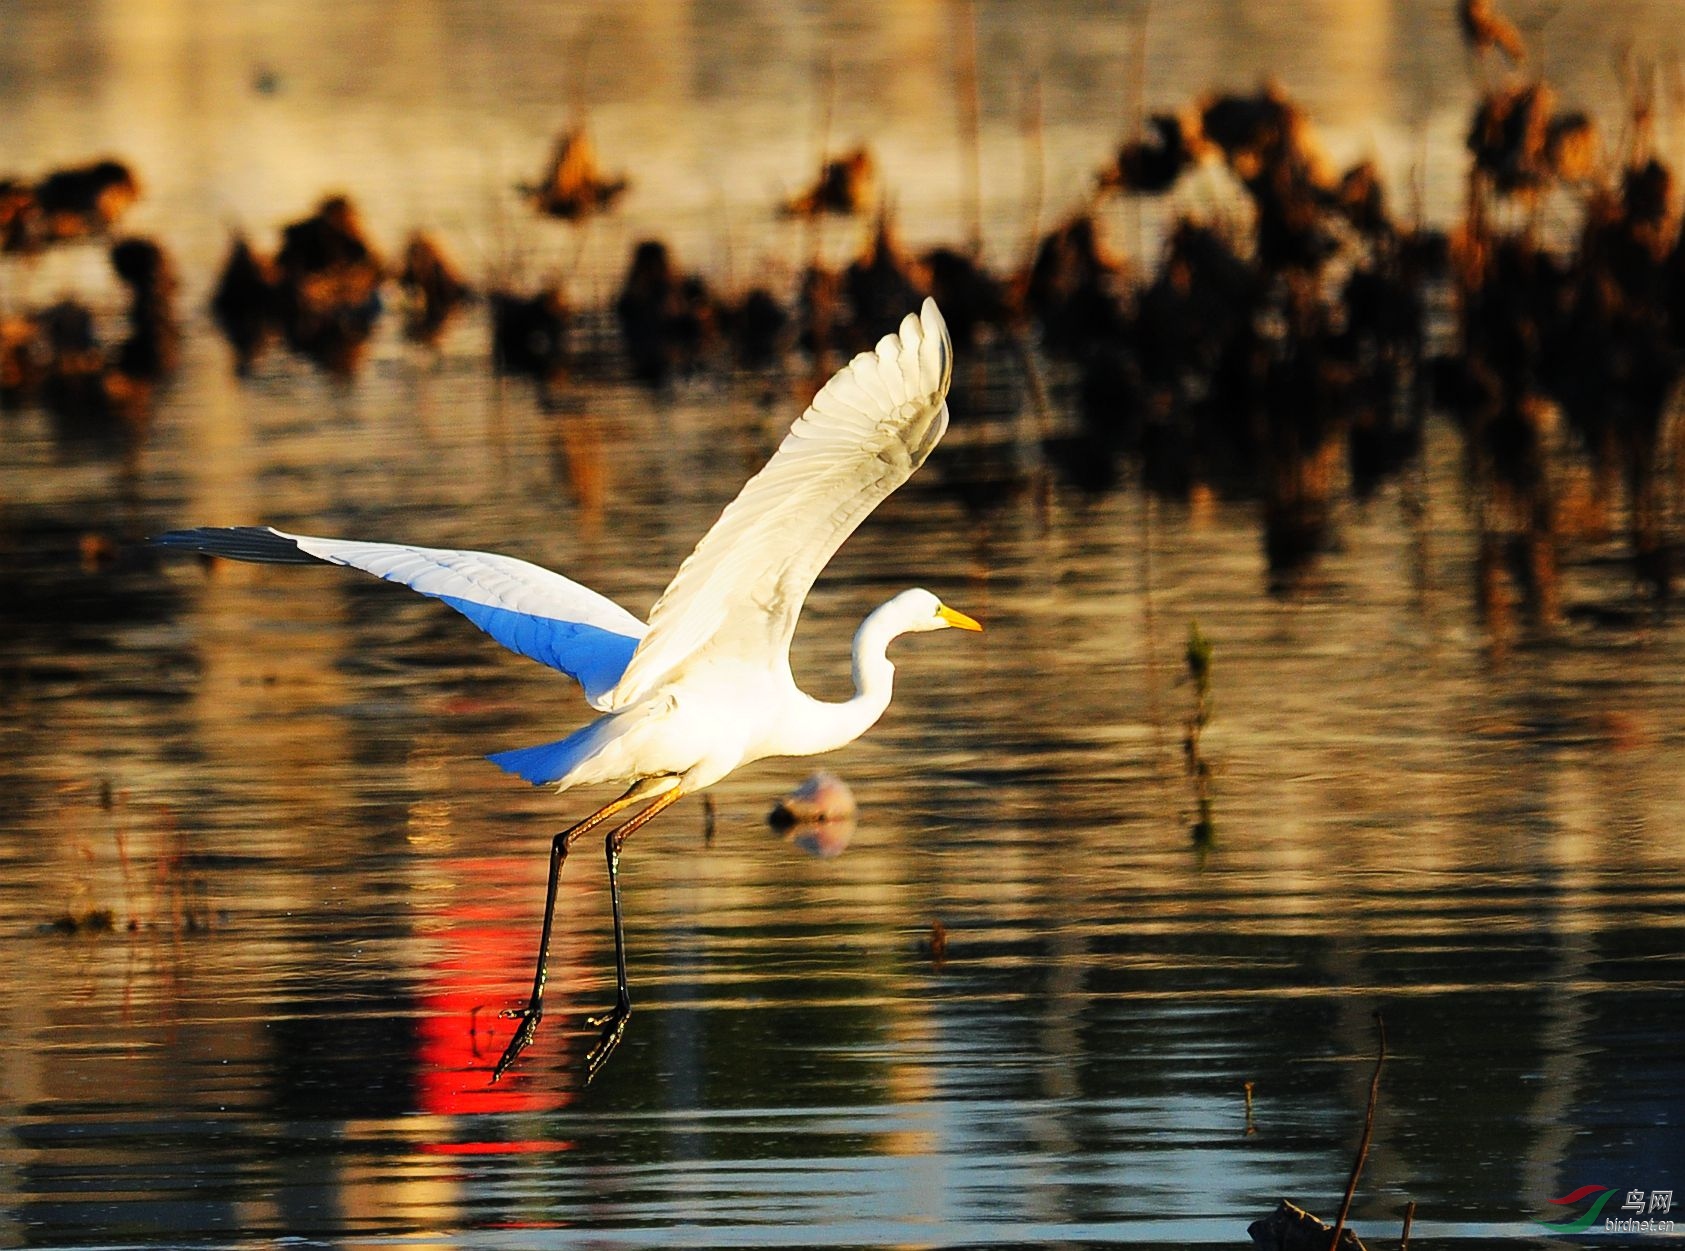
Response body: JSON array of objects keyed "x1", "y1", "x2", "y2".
[{"x1": 155, "y1": 299, "x2": 980, "y2": 1081}]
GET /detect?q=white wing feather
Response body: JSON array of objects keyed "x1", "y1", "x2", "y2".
[
  {"x1": 279, "y1": 532, "x2": 647, "y2": 708},
  {"x1": 153, "y1": 526, "x2": 646, "y2": 708},
  {"x1": 277, "y1": 532, "x2": 643, "y2": 636},
  {"x1": 603, "y1": 299, "x2": 952, "y2": 710}
]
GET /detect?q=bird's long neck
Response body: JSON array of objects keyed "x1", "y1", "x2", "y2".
[{"x1": 783, "y1": 600, "x2": 903, "y2": 758}]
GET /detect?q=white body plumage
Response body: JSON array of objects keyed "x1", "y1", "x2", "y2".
[{"x1": 554, "y1": 587, "x2": 964, "y2": 795}]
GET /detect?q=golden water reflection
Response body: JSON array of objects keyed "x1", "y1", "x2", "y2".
[{"x1": 5, "y1": 389, "x2": 1682, "y2": 1242}]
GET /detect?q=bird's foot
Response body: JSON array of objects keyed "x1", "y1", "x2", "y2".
[
  {"x1": 491, "y1": 1003, "x2": 542, "y2": 1082},
  {"x1": 584, "y1": 1001, "x2": 630, "y2": 1083}
]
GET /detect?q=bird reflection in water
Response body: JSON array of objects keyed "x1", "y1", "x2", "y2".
[{"x1": 769, "y1": 770, "x2": 857, "y2": 859}]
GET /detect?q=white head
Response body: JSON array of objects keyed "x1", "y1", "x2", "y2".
[
  {"x1": 821, "y1": 587, "x2": 981, "y2": 747},
  {"x1": 877, "y1": 587, "x2": 984, "y2": 637}
]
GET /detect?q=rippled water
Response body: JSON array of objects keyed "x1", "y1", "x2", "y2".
[{"x1": 4, "y1": 3, "x2": 1685, "y2": 1248}]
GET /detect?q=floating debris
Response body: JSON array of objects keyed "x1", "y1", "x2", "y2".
[
  {"x1": 526, "y1": 125, "x2": 629, "y2": 220},
  {"x1": 1544, "y1": 111, "x2": 1598, "y2": 183},
  {"x1": 0, "y1": 230, "x2": 175, "y2": 434},
  {"x1": 37, "y1": 299, "x2": 137, "y2": 431},
  {"x1": 922, "y1": 246, "x2": 1013, "y2": 353},
  {"x1": 1445, "y1": 73, "x2": 1684, "y2": 615},
  {"x1": 272, "y1": 194, "x2": 384, "y2": 373},
  {"x1": 1024, "y1": 213, "x2": 1128, "y2": 359},
  {"x1": 1099, "y1": 111, "x2": 1205, "y2": 195},
  {"x1": 1468, "y1": 82, "x2": 1557, "y2": 196},
  {"x1": 490, "y1": 285, "x2": 569, "y2": 383},
  {"x1": 208, "y1": 197, "x2": 385, "y2": 375},
  {"x1": 210, "y1": 235, "x2": 282, "y2": 373},
  {"x1": 1333, "y1": 160, "x2": 1389, "y2": 237},
  {"x1": 782, "y1": 146, "x2": 876, "y2": 218},
  {"x1": 0, "y1": 178, "x2": 34, "y2": 251},
  {"x1": 2, "y1": 157, "x2": 139, "y2": 252},
  {"x1": 1247, "y1": 1200, "x2": 1366, "y2": 1251},
  {"x1": 1458, "y1": 0, "x2": 1526, "y2": 67},
  {"x1": 721, "y1": 285, "x2": 791, "y2": 371},
  {"x1": 839, "y1": 211, "x2": 926, "y2": 351},
  {"x1": 110, "y1": 236, "x2": 179, "y2": 380},
  {"x1": 1200, "y1": 83, "x2": 1324, "y2": 187},
  {"x1": 924, "y1": 920, "x2": 949, "y2": 969},
  {"x1": 615, "y1": 239, "x2": 718, "y2": 385},
  {"x1": 0, "y1": 314, "x2": 44, "y2": 405},
  {"x1": 396, "y1": 231, "x2": 472, "y2": 344},
  {"x1": 48, "y1": 907, "x2": 116, "y2": 936}
]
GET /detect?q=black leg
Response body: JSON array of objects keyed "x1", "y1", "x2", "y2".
[
  {"x1": 582, "y1": 785, "x2": 687, "y2": 1081},
  {"x1": 491, "y1": 780, "x2": 656, "y2": 1083}
]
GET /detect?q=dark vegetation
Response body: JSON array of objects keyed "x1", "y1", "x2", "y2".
[{"x1": 4, "y1": 8, "x2": 1682, "y2": 618}]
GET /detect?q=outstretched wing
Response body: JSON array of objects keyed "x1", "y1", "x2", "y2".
[
  {"x1": 152, "y1": 526, "x2": 645, "y2": 708},
  {"x1": 603, "y1": 299, "x2": 952, "y2": 710}
]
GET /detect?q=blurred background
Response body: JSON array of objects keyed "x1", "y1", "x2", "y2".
[{"x1": 2, "y1": 1, "x2": 1683, "y2": 1246}]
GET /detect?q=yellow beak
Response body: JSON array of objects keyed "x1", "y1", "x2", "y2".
[{"x1": 937, "y1": 604, "x2": 983, "y2": 632}]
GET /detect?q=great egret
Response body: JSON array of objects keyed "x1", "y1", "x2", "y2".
[{"x1": 155, "y1": 298, "x2": 979, "y2": 1081}]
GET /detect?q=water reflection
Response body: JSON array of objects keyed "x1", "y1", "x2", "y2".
[
  {"x1": 3, "y1": 0, "x2": 1685, "y2": 1246},
  {"x1": 10, "y1": 466, "x2": 1682, "y2": 1244}
]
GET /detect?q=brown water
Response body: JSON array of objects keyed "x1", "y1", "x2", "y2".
[{"x1": 3, "y1": 2, "x2": 1684, "y2": 1247}]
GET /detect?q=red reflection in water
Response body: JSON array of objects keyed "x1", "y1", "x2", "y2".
[
  {"x1": 412, "y1": 855, "x2": 583, "y2": 1127},
  {"x1": 421, "y1": 1139, "x2": 575, "y2": 1155}
]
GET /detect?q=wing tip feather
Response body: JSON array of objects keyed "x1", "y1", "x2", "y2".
[
  {"x1": 919, "y1": 298, "x2": 952, "y2": 398},
  {"x1": 151, "y1": 525, "x2": 320, "y2": 565}
]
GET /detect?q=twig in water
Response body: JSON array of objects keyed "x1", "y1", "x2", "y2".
[
  {"x1": 1184, "y1": 620, "x2": 1215, "y2": 844},
  {"x1": 1328, "y1": 1012, "x2": 1387, "y2": 1251},
  {"x1": 1399, "y1": 1200, "x2": 1416, "y2": 1250}
]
